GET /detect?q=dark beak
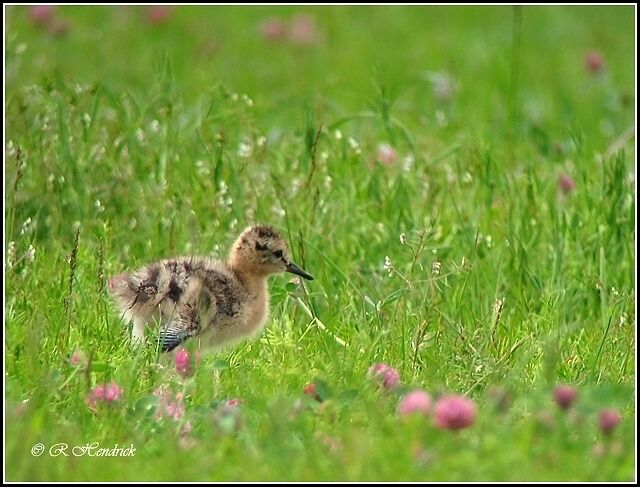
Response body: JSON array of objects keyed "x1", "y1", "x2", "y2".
[{"x1": 285, "y1": 261, "x2": 314, "y2": 280}]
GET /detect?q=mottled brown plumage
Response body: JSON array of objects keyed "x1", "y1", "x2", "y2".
[{"x1": 108, "y1": 224, "x2": 313, "y2": 352}]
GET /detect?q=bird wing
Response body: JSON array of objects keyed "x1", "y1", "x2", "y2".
[{"x1": 157, "y1": 276, "x2": 215, "y2": 352}]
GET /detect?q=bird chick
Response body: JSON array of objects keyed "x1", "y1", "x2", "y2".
[{"x1": 108, "y1": 224, "x2": 313, "y2": 352}]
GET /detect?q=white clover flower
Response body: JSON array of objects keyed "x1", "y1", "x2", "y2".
[
  {"x1": 195, "y1": 160, "x2": 209, "y2": 176},
  {"x1": 428, "y1": 71, "x2": 458, "y2": 101},
  {"x1": 241, "y1": 94, "x2": 253, "y2": 107},
  {"x1": 444, "y1": 164, "x2": 456, "y2": 184},
  {"x1": 334, "y1": 129, "x2": 343, "y2": 141},
  {"x1": 290, "y1": 177, "x2": 302, "y2": 195},
  {"x1": 323, "y1": 175, "x2": 332, "y2": 190},
  {"x1": 7, "y1": 241, "x2": 16, "y2": 268},
  {"x1": 492, "y1": 297, "x2": 505, "y2": 316},
  {"x1": 20, "y1": 217, "x2": 33, "y2": 236},
  {"x1": 347, "y1": 138, "x2": 361, "y2": 156},
  {"x1": 399, "y1": 233, "x2": 407, "y2": 245},
  {"x1": 383, "y1": 256, "x2": 393, "y2": 276},
  {"x1": 431, "y1": 261, "x2": 441, "y2": 276},
  {"x1": 237, "y1": 141, "x2": 252, "y2": 158},
  {"x1": 402, "y1": 154, "x2": 414, "y2": 172},
  {"x1": 25, "y1": 244, "x2": 36, "y2": 263}
]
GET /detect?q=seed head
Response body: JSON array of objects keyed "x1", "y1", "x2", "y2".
[
  {"x1": 585, "y1": 51, "x2": 605, "y2": 73},
  {"x1": 377, "y1": 143, "x2": 397, "y2": 166},
  {"x1": 368, "y1": 363, "x2": 400, "y2": 390},
  {"x1": 433, "y1": 395, "x2": 477, "y2": 430},
  {"x1": 553, "y1": 385, "x2": 578, "y2": 410},
  {"x1": 598, "y1": 408, "x2": 621, "y2": 435},
  {"x1": 174, "y1": 349, "x2": 193, "y2": 378},
  {"x1": 558, "y1": 173, "x2": 576, "y2": 194},
  {"x1": 260, "y1": 17, "x2": 286, "y2": 41},
  {"x1": 69, "y1": 350, "x2": 87, "y2": 367},
  {"x1": 398, "y1": 390, "x2": 432, "y2": 417},
  {"x1": 30, "y1": 5, "x2": 56, "y2": 25},
  {"x1": 146, "y1": 6, "x2": 172, "y2": 25},
  {"x1": 86, "y1": 382, "x2": 123, "y2": 410},
  {"x1": 289, "y1": 14, "x2": 319, "y2": 45}
]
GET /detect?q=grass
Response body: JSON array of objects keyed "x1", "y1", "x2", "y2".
[{"x1": 4, "y1": 5, "x2": 636, "y2": 482}]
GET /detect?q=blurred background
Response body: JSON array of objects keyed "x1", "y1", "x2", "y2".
[
  {"x1": 4, "y1": 5, "x2": 636, "y2": 482},
  {"x1": 6, "y1": 5, "x2": 635, "y2": 130},
  {"x1": 5, "y1": 5, "x2": 635, "y2": 249}
]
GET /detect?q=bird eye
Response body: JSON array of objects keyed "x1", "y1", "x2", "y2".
[{"x1": 274, "y1": 250, "x2": 283, "y2": 259}]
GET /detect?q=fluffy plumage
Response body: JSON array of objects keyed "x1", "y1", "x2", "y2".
[{"x1": 108, "y1": 224, "x2": 313, "y2": 352}]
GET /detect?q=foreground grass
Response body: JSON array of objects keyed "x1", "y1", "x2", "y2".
[{"x1": 4, "y1": 5, "x2": 636, "y2": 481}]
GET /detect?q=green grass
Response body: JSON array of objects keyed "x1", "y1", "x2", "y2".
[{"x1": 5, "y1": 5, "x2": 636, "y2": 482}]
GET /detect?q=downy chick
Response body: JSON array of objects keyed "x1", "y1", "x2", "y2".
[{"x1": 108, "y1": 224, "x2": 313, "y2": 352}]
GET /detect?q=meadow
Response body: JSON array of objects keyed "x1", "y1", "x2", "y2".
[{"x1": 4, "y1": 5, "x2": 636, "y2": 482}]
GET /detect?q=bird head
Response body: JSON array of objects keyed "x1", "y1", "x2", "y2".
[{"x1": 229, "y1": 224, "x2": 314, "y2": 280}]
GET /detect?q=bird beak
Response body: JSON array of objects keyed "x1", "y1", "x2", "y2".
[{"x1": 285, "y1": 261, "x2": 314, "y2": 280}]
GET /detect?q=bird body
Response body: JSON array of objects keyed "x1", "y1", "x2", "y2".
[{"x1": 108, "y1": 224, "x2": 313, "y2": 352}]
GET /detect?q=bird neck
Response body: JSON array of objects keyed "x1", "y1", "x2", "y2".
[{"x1": 229, "y1": 263, "x2": 269, "y2": 298}]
